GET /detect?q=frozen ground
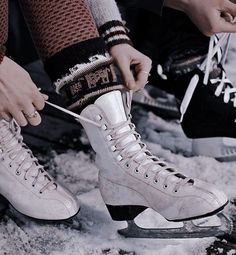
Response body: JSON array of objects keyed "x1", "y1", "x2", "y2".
[
  {"x1": 1, "y1": 35, "x2": 236, "y2": 255},
  {"x1": 1, "y1": 111, "x2": 236, "y2": 255}
]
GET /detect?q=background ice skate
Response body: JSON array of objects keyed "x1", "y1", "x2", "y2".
[{"x1": 1, "y1": 35, "x2": 236, "y2": 255}]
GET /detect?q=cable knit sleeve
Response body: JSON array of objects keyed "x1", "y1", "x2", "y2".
[
  {"x1": 86, "y1": 0, "x2": 132, "y2": 49},
  {"x1": 0, "y1": 0, "x2": 8, "y2": 63}
]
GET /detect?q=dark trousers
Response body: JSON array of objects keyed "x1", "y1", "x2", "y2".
[{"x1": 119, "y1": 3, "x2": 210, "y2": 74}]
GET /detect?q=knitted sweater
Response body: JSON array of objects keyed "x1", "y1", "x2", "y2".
[
  {"x1": 0, "y1": 0, "x2": 131, "y2": 63},
  {"x1": 87, "y1": 0, "x2": 132, "y2": 49}
]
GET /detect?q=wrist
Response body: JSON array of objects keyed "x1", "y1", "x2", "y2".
[
  {"x1": 99, "y1": 20, "x2": 133, "y2": 50},
  {"x1": 164, "y1": 0, "x2": 190, "y2": 12}
]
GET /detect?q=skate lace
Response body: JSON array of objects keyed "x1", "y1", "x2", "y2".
[
  {"x1": 180, "y1": 33, "x2": 236, "y2": 122},
  {"x1": 0, "y1": 120, "x2": 56, "y2": 193},
  {"x1": 106, "y1": 116, "x2": 192, "y2": 192},
  {"x1": 46, "y1": 94, "x2": 193, "y2": 193}
]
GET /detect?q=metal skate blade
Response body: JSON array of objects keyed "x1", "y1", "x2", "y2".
[{"x1": 118, "y1": 213, "x2": 233, "y2": 239}]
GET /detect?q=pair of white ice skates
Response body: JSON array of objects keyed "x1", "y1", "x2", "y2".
[{"x1": 0, "y1": 90, "x2": 231, "y2": 238}]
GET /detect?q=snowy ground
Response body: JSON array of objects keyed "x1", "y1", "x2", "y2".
[
  {"x1": 2, "y1": 110, "x2": 236, "y2": 255},
  {"x1": 1, "y1": 35, "x2": 236, "y2": 255}
]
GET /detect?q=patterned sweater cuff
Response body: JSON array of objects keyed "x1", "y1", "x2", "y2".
[{"x1": 98, "y1": 20, "x2": 132, "y2": 49}]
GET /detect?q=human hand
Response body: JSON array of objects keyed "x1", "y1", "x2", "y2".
[
  {"x1": 164, "y1": 0, "x2": 236, "y2": 36},
  {"x1": 0, "y1": 56, "x2": 48, "y2": 126},
  {"x1": 110, "y1": 44, "x2": 152, "y2": 91}
]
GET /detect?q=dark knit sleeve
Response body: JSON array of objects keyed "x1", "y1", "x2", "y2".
[
  {"x1": 0, "y1": 0, "x2": 8, "y2": 63},
  {"x1": 137, "y1": 0, "x2": 165, "y2": 15}
]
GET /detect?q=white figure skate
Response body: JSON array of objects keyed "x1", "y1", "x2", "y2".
[
  {"x1": 0, "y1": 120, "x2": 79, "y2": 220},
  {"x1": 46, "y1": 91, "x2": 233, "y2": 238}
]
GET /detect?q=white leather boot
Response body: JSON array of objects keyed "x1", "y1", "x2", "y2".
[
  {"x1": 0, "y1": 120, "x2": 79, "y2": 220},
  {"x1": 80, "y1": 90, "x2": 228, "y2": 222}
]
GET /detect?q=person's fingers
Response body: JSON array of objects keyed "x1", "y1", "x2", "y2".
[
  {"x1": 22, "y1": 104, "x2": 41, "y2": 126},
  {"x1": 224, "y1": 0, "x2": 236, "y2": 16},
  {"x1": 11, "y1": 110, "x2": 28, "y2": 127},
  {"x1": 33, "y1": 92, "x2": 46, "y2": 111},
  {"x1": 41, "y1": 93, "x2": 49, "y2": 101},
  {"x1": 134, "y1": 61, "x2": 152, "y2": 89},
  {"x1": 219, "y1": 17, "x2": 236, "y2": 32},
  {"x1": 0, "y1": 112, "x2": 12, "y2": 122},
  {"x1": 117, "y1": 58, "x2": 137, "y2": 90}
]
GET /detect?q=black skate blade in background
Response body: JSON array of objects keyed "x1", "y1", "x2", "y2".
[{"x1": 118, "y1": 213, "x2": 233, "y2": 239}]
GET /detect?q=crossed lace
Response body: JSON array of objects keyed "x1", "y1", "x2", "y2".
[
  {"x1": 180, "y1": 33, "x2": 236, "y2": 122},
  {"x1": 0, "y1": 120, "x2": 56, "y2": 193},
  {"x1": 46, "y1": 95, "x2": 193, "y2": 193}
]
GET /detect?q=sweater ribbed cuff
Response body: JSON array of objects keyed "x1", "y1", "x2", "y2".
[
  {"x1": 0, "y1": 45, "x2": 6, "y2": 64},
  {"x1": 99, "y1": 20, "x2": 132, "y2": 49}
]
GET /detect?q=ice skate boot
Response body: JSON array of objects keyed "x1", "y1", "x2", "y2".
[
  {"x1": 0, "y1": 119, "x2": 79, "y2": 220},
  {"x1": 46, "y1": 90, "x2": 232, "y2": 238},
  {"x1": 160, "y1": 34, "x2": 236, "y2": 161},
  {"x1": 73, "y1": 90, "x2": 230, "y2": 238}
]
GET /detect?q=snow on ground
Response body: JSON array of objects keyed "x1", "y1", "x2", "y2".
[
  {"x1": 1, "y1": 35, "x2": 236, "y2": 255},
  {"x1": 1, "y1": 115, "x2": 236, "y2": 255}
]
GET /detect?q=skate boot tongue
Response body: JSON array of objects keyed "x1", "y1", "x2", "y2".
[{"x1": 95, "y1": 91, "x2": 127, "y2": 124}]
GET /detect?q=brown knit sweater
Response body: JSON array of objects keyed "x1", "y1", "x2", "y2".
[{"x1": 0, "y1": 0, "x2": 8, "y2": 62}]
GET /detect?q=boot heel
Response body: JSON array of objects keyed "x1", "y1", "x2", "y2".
[
  {"x1": 106, "y1": 204, "x2": 147, "y2": 221},
  {"x1": 99, "y1": 175, "x2": 148, "y2": 221}
]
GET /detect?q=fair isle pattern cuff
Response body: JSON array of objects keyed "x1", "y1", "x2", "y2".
[
  {"x1": 54, "y1": 54, "x2": 112, "y2": 93},
  {"x1": 99, "y1": 20, "x2": 132, "y2": 49}
]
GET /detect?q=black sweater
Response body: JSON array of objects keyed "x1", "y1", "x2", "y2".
[{"x1": 137, "y1": 0, "x2": 165, "y2": 15}]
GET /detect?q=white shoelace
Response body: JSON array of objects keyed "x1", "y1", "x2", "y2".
[
  {"x1": 180, "y1": 33, "x2": 236, "y2": 122},
  {"x1": 46, "y1": 93, "x2": 193, "y2": 192},
  {"x1": 0, "y1": 120, "x2": 56, "y2": 193}
]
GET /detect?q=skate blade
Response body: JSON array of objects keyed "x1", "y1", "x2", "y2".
[{"x1": 118, "y1": 213, "x2": 233, "y2": 239}]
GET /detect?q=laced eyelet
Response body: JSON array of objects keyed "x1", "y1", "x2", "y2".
[
  {"x1": 135, "y1": 168, "x2": 139, "y2": 174},
  {"x1": 0, "y1": 148, "x2": 3, "y2": 153},
  {"x1": 96, "y1": 115, "x2": 102, "y2": 121},
  {"x1": 102, "y1": 124, "x2": 107, "y2": 130},
  {"x1": 125, "y1": 163, "x2": 130, "y2": 169},
  {"x1": 144, "y1": 174, "x2": 149, "y2": 179}
]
